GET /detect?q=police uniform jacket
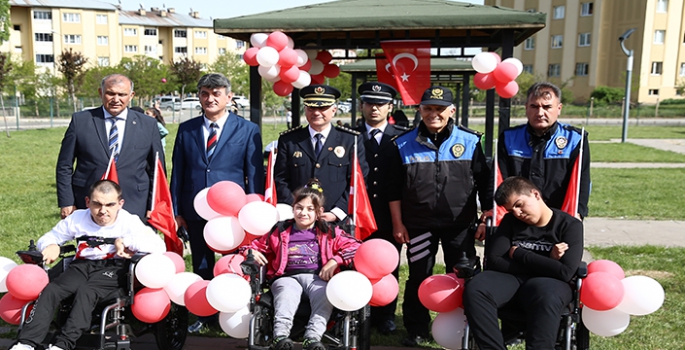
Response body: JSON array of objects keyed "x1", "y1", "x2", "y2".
[{"x1": 498, "y1": 122, "x2": 591, "y2": 218}]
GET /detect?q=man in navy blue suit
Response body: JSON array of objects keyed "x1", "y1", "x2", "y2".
[{"x1": 170, "y1": 73, "x2": 264, "y2": 332}]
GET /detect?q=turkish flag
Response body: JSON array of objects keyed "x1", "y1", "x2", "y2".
[
  {"x1": 264, "y1": 148, "x2": 277, "y2": 206},
  {"x1": 493, "y1": 165, "x2": 508, "y2": 227},
  {"x1": 348, "y1": 152, "x2": 377, "y2": 240},
  {"x1": 148, "y1": 157, "x2": 183, "y2": 255},
  {"x1": 561, "y1": 133, "x2": 584, "y2": 217},
  {"x1": 380, "y1": 40, "x2": 431, "y2": 105},
  {"x1": 101, "y1": 155, "x2": 119, "y2": 184},
  {"x1": 374, "y1": 54, "x2": 398, "y2": 90}
]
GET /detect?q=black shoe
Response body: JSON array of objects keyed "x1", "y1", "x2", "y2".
[
  {"x1": 402, "y1": 334, "x2": 429, "y2": 347},
  {"x1": 378, "y1": 319, "x2": 397, "y2": 335},
  {"x1": 187, "y1": 320, "x2": 206, "y2": 333},
  {"x1": 302, "y1": 338, "x2": 326, "y2": 350},
  {"x1": 272, "y1": 336, "x2": 294, "y2": 350}
]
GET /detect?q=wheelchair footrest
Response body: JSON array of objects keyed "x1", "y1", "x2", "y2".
[{"x1": 248, "y1": 345, "x2": 271, "y2": 350}]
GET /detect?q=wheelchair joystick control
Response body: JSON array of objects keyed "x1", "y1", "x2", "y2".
[
  {"x1": 28, "y1": 239, "x2": 37, "y2": 251},
  {"x1": 452, "y1": 252, "x2": 481, "y2": 280}
]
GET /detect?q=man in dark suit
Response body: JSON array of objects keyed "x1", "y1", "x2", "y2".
[
  {"x1": 56, "y1": 74, "x2": 163, "y2": 221},
  {"x1": 170, "y1": 73, "x2": 264, "y2": 332},
  {"x1": 275, "y1": 85, "x2": 367, "y2": 222},
  {"x1": 354, "y1": 82, "x2": 409, "y2": 335}
]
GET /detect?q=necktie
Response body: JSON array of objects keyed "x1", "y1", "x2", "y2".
[
  {"x1": 108, "y1": 117, "x2": 120, "y2": 161},
  {"x1": 314, "y1": 133, "x2": 323, "y2": 158},
  {"x1": 207, "y1": 122, "x2": 218, "y2": 161},
  {"x1": 370, "y1": 128, "x2": 381, "y2": 152}
]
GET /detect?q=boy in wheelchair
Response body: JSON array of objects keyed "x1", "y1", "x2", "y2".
[
  {"x1": 240, "y1": 180, "x2": 361, "y2": 350},
  {"x1": 462, "y1": 176, "x2": 584, "y2": 350},
  {"x1": 11, "y1": 180, "x2": 165, "y2": 350}
]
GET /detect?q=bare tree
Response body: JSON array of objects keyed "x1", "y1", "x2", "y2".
[{"x1": 57, "y1": 48, "x2": 88, "y2": 112}]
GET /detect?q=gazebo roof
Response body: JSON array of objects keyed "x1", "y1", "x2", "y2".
[{"x1": 340, "y1": 58, "x2": 474, "y2": 73}]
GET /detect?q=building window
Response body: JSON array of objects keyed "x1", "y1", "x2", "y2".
[
  {"x1": 175, "y1": 46, "x2": 188, "y2": 54},
  {"x1": 651, "y1": 61, "x2": 663, "y2": 75},
  {"x1": 98, "y1": 57, "x2": 110, "y2": 66},
  {"x1": 580, "y1": 2, "x2": 593, "y2": 16},
  {"x1": 195, "y1": 47, "x2": 207, "y2": 55},
  {"x1": 174, "y1": 30, "x2": 187, "y2": 38},
  {"x1": 578, "y1": 33, "x2": 591, "y2": 47},
  {"x1": 124, "y1": 28, "x2": 137, "y2": 36},
  {"x1": 548, "y1": 64, "x2": 561, "y2": 77},
  {"x1": 236, "y1": 40, "x2": 245, "y2": 49},
  {"x1": 679, "y1": 63, "x2": 685, "y2": 76},
  {"x1": 124, "y1": 45, "x2": 138, "y2": 53},
  {"x1": 195, "y1": 30, "x2": 207, "y2": 39},
  {"x1": 13, "y1": 25, "x2": 20, "y2": 31},
  {"x1": 96, "y1": 14, "x2": 108, "y2": 24},
  {"x1": 523, "y1": 65, "x2": 533, "y2": 74},
  {"x1": 524, "y1": 37, "x2": 535, "y2": 50},
  {"x1": 218, "y1": 34, "x2": 226, "y2": 39},
  {"x1": 62, "y1": 13, "x2": 80, "y2": 23},
  {"x1": 551, "y1": 35, "x2": 563, "y2": 49},
  {"x1": 553, "y1": 6, "x2": 565, "y2": 19},
  {"x1": 526, "y1": 8, "x2": 536, "y2": 13},
  {"x1": 63, "y1": 34, "x2": 81, "y2": 44},
  {"x1": 35, "y1": 54, "x2": 54, "y2": 63},
  {"x1": 34, "y1": 33, "x2": 53, "y2": 42},
  {"x1": 144, "y1": 28, "x2": 157, "y2": 36},
  {"x1": 97, "y1": 36, "x2": 108, "y2": 45},
  {"x1": 654, "y1": 30, "x2": 665, "y2": 44},
  {"x1": 657, "y1": 0, "x2": 668, "y2": 13},
  {"x1": 144, "y1": 45, "x2": 156, "y2": 54},
  {"x1": 218, "y1": 48, "x2": 227, "y2": 55},
  {"x1": 575, "y1": 63, "x2": 589, "y2": 76},
  {"x1": 34, "y1": 11, "x2": 52, "y2": 20},
  {"x1": 648, "y1": 89, "x2": 660, "y2": 96}
]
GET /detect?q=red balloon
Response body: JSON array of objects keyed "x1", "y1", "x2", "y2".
[
  {"x1": 245, "y1": 193, "x2": 265, "y2": 203},
  {"x1": 473, "y1": 72, "x2": 496, "y2": 90},
  {"x1": 241, "y1": 232, "x2": 261, "y2": 247},
  {"x1": 492, "y1": 62, "x2": 518, "y2": 83},
  {"x1": 0, "y1": 293, "x2": 33, "y2": 325},
  {"x1": 266, "y1": 31, "x2": 289, "y2": 51},
  {"x1": 243, "y1": 47, "x2": 260, "y2": 66},
  {"x1": 310, "y1": 73, "x2": 325, "y2": 85},
  {"x1": 206, "y1": 181, "x2": 247, "y2": 217},
  {"x1": 6, "y1": 264, "x2": 49, "y2": 301},
  {"x1": 354, "y1": 239, "x2": 399, "y2": 280},
  {"x1": 495, "y1": 80, "x2": 519, "y2": 99},
  {"x1": 213, "y1": 254, "x2": 246, "y2": 277},
  {"x1": 273, "y1": 80, "x2": 294, "y2": 97},
  {"x1": 131, "y1": 287, "x2": 171, "y2": 323},
  {"x1": 369, "y1": 274, "x2": 399, "y2": 307},
  {"x1": 277, "y1": 48, "x2": 299, "y2": 68},
  {"x1": 163, "y1": 252, "x2": 186, "y2": 273},
  {"x1": 418, "y1": 274, "x2": 465, "y2": 312},
  {"x1": 184, "y1": 280, "x2": 218, "y2": 317},
  {"x1": 323, "y1": 64, "x2": 340, "y2": 78},
  {"x1": 279, "y1": 65, "x2": 301, "y2": 84},
  {"x1": 580, "y1": 271, "x2": 624, "y2": 311},
  {"x1": 161, "y1": 78, "x2": 167, "y2": 83},
  {"x1": 588, "y1": 260, "x2": 625, "y2": 280},
  {"x1": 316, "y1": 51, "x2": 333, "y2": 64},
  {"x1": 300, "y1": 60, "x2": 312, "y2": 72}
]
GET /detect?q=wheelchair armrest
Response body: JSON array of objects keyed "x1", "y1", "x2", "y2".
[
  {"x1": 576, "y1": 261, "x2": 588, "y2": 279},
  {"x1": 60, "y1": 245, "x2": 76, "y2": 255},
  {"x1": 130, "y1": 253, "x2": 148, "y2": 264}
]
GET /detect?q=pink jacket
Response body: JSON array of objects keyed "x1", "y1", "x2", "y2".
[{"x1": 241, "y1": 221, "x2": 361, "y2": 280}]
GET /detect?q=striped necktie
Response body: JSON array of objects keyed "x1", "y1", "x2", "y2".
[
  {"x1": 207, "y1": 122, "x2": 218, "y2": 161},
  {"x1": 108, "y1": 117, "x2": 120, "y2": 161}
]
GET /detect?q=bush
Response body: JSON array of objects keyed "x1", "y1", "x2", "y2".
[
  {"x1": 659, "y1": 98, "x2": 685, "y2": 105},
  {"x1": 590, "y1": 86, "x2": 625, "y2": 106}
]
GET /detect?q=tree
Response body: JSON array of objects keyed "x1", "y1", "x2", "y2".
[
  {"x1": 168, "y1": 57, "x2": 203, "y2": 98},
  {"x1": 0, "y1": 0, "x2": 10, "y2": 44},
  {"x1": 79, "y1": 65, "x2": 118, "y2": 100},
  {"x1": 7, "y1": 57, "x2": 41, "y2": 117},
  {"x1": 0, "y1": 53, "x2": 12, "y2": 136},
  {"x1": 117, "y1": 56, "x2": 169, "y2": 106},
  {"x1": 57, "y1": 48, "x2": 88, "y2": 112},
  {"x1": 326, "y1": 71, "x2": 352, "y2": 101},
  {"x1": 209, "y1": 53, "x2": 249, "y2": 96}
]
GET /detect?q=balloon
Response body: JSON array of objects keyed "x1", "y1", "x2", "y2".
[
  {"x1": 207, "y1": 274, "x2": 251, "y2": 313},
  {"x1": 131, "y1": 287, "x2": 171, "y2": 323},
  {"x1": 369, "y1": 274, "x2": 399, "y2": 307},
  {"x1": 587, "y1": 260, "x2": 625, "y2": 280},
  {"x1": 316, "y1": 50, "x2": 333, "y2": 64},
  {"x1": 265, "y1": 74, "x2": 281, "y2": 83},
  {"x1": 238, "y1": 201, "x2": 279, "y2": 236},
  {"x1": 273, "y1": 81, "x2": 295, "y2": 97},
  {"x1": 309, "y1": 59, "x2": 324, "y2": 75},
  {"x1": 418, "y1": 274, "x2": 464, "y2": 312},
  {"x1": 431, "y1": 308, "x2": 467, "y2": 350},
  {"x1": 279, "y1": 65, "x2": 301, "y2": 84},
  {"x1": 163, "y1": 252, "x2": 185, "y2": 274},
  {"x1": 0, "y1": 256, "x2": 18, "y2": 293},
  {"x1": 135, "y1": 253, "x2": 176, "y2": 289},
  {"x1": 582, "y1": 306, "x2": 630, "y2": 337},
  {"x1": 266, "y1": 31, "x2": 289, "y2": 52},
  {"x1": 206, "y1": 181, "x2": 247, "y2": 217},
  {"x1": 286, "y1": 36, "x2": 295, "y2": 50},
  {"x1": 472, "y1": 52, "x2": 500, "y2": 74},
  {"x1": 184, "y1": 280, "x2": 217, "y2": 317},
  {"x1": 6, "y1": 264, "x2": 48, "y2": 301},
  {"x1": 300, "y1": 59, "x2": 312, "y2": 72},
  {"x1": 495, "y1": 80, "x2": 519, "y2": 99},
  {"x1": 241, "y1": 232, "x2": 261, "y2": 247},
  {"x1": 219, "y1": 307, "x2": 251, "y2": 339},
  {"x1": 580, "y1": 271, "x2": 624, "y2": 311},
  {"x1": 163, "y1": 272, "x2": 202, "y2": 306},
  {"x1": 250, "y1": 33, "x2": 269, "y2": 48},
  {"x1": 245, "y1": 193, "x2": 265, "y2": 203},
  {"x1": 323, "y1": 64, "x2": 340, "y2": 78},
  {"x1": 204, "y1": 216, "x2": 245, "y2": 252},
  {"x1": 492, "y1": 61, "x2": 519, "y2": 83},
  {"x1": 295, "y1": 49, "x2": 308, "y2": 67},
  {"x1": 214, "y1": 254, "x2": 246, "y2": 277},
  {"x1": 0, "y1": 293, "x2": 33, "y2": 325},
  {"x1": 256, "y1": 46, "x2": 280, "y2": 67},
  {"x1": 305, "y1": 49, "x2": 318, "y2": 60},
  {"x1": 310, "y1": 73, "x2": 325, "y2": 85},
  {"x1": 243, "y1": 47, "x2": 260, "y2": 66},
  {"x1": 292, "y1": 71, "x2": 312, "y2": 90},
  {"x1": 194, "y1": 188, "x2": 222, "y2": 221},
  {"x1": 258, "y1": 64, "x2": 281, "y2": 81},
  {"x1": 616, "y1": 275, "x2": 664, "y2": 315},
  {"x1": 325, "y1": 271, "x2": 372, "y2": 311},
  {"x1": 503, "y1": 57, "x2": 523, "y2": 75},
  {"x1": 277, "y1": 48, "x2": 299, "y2": 68},
  {"x1": 161, "y1": 78, "x2": 167, "y2": 83},
  {"x1": 275, "y1": 203, "x2": 294, "y2": 221},
  {"x1": 473, "y1": 72, "x2": 496, "y2": 90},
  {"x1": 354, "y1": 239, "x2": 399, "y2": 280}
]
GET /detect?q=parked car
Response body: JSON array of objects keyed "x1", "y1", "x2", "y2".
[
  {"x1": 154, "y1": 96, "x2": 181, "y2": 111},
  {"x1": 336, "y1": 101, "x2": 351, "y2": 114},
  {"x1": 181, "y1": 97, "x2": 202, "y2": 110},
  {"x1": 232, "y1": 95, "x2": 250, "y2": 109}
]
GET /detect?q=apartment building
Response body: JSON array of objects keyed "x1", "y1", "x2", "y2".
[{"x1": 485, "y1": 0, "x2": 685, "y2": 104}]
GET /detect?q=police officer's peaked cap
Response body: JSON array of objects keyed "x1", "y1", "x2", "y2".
[
  {"x1": 300, "y1": 84, "x2": 341, "y2": 107},
  {"x1": 420, "y1": 86, "x2": 453, "y2": 107},
  {"x1": 357, "y1": 82, "x2": 397, "y2": 104}
]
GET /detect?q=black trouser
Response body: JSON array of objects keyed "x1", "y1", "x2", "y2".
[
  {"x1": 463, "y1": 270, "x2": 572, "y2": 350},
  {"x1": 402, "y1": 226, "x2": 473, "y2": 336},
  {"x1": 19, "y1": 259, "x2": 127, "y2": 350},
  {"x1": 187, "y1": 219, "x2": 218, "y2": 322},
  {"x1": 364, "y1": 230, "x2": 402, "y2": 325}
]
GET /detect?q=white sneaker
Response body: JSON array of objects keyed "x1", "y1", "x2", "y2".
[
  {"x1": 10, "y1": 343, "x2": 34, "y2": 350},
  {"x1": 47, "y1": 346, "x2": 65, "y2": 350}
]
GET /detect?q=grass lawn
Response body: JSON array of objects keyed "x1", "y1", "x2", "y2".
[{"x1": 590, "y1": 143, "x2": 685, "y2": 163}]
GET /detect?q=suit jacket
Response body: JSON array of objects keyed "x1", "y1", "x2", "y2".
[
  {"x1": 275, "y1": 124, "x2": 368, "y2": 214},
  {"x1": 56, "y1": 107, "x2": 164, "y2": 219},
  {"x1": 171, "y1": 113, "x2": 264, "y2": 221}
]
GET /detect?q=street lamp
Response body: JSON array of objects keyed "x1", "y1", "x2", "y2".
[{"x1": 619, "y1": 28, "x2": 636, "y2": 143}]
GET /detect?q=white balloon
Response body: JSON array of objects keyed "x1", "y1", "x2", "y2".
[
  {"x1": 616, "y1": 275, "x2": 665, "y2": 316},
  {"x1": 471, "y1": 52, "x2": 499, "y2": 74},
  {"x1": 309, "y1": 59, "x2": 324, "y2": 75},
  {"x1": 204, "y1": 216, "x2": 245, "y2": 252},
  {"x1": 305, "y1": 49, "x2": 318, "y2": 60},
  {"x1": 292, "y1": 71, "x2": 312, "y2": 89},
  {"x1": 250, "y1": 33, "x2": 269, "y2": 48},
  {"x1": 325, "y1": 271, "x2": 372, "y2": 311},
  {"x1": 256, "y1": 46, "x2": 280, "y2": 67},
  {"x1": 294, "y1": 49, "x2": 308, "y2": 67},
  {"x1": 258, "y1": 64, "x2": 281, "y2": 80},
  {"x1": 135, "y1": 254, "x2": 177, "y2": 289},
  {"x1": 275, "y1": 203, "x2": 294, "y2": 221},
  {"x1": 582, "y1": 306, "x2": 630, "y2": 337},
  {"x1": 431, "y1": 308, "x2": 466, "y2": 350},
  {"x1": 219, "y1": 307, "x2": 252, "y2": 339},
  {"x1": 238, "y1": 201, "x2": 279, "y2": 236},
  {"x1": 194, "y1": 188, "x2": 222, "y2": 221},
  {"x1": 164, "y1": 272, "x2": 202, "y2": 306},
  {"x1": 207, "y1": 274, "x2": 251, "y2": 313},
  {"x1": 286, "y1": 36, "x2": 295, "y2": 50},
  {"x1": 265, "y1": 74, "x2": 282, "y2": 83},
  {"x1": 0, "y1": 257, "x2": 18, "y2": 293},
  {"x1": 503, "y1": 57, "x2": 524, "y2": 76}
]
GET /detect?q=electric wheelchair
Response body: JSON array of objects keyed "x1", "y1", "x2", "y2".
[
  {"x1": 240, "y1": 251, "x2": 371, "y2": 350},
  {"x1": 15, "y1": 239, "x2": 188, "y2": 350}
]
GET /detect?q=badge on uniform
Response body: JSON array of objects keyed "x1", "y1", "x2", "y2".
[
  {"x1": 555, "y1": 136, "x2": 568, "y2": 150},
  {"x1": 334, "y1": 146, "x2": 345, "y2": 158},
  {"x1": 293, "y1": 151, "x2": 303, "y2": 158},
  {"x1": 451, "y1": 144, "x2": 465, "y2": 158}
]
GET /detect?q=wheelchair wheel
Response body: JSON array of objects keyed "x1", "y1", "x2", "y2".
[
  {"x1": 575, "y1": 319, "x2": 590, "y2": 350},
  {"x1": 154, "y1": 304, "x2": 188, "y2": 350},
  {"x1": 353, "y1": 305, "x2": 371, "y2": 350}
]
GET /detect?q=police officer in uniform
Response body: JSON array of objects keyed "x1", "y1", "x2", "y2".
[
  {"x1": 274, "y1": 85, "x2": 368, "y2": 222},
  {"x1": 354, "y1": 82, "x2": 409, "y2": 334}
]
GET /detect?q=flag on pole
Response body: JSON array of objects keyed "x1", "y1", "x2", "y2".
[
  {"x1": 101, "y1": 154, "x2": 119, "y2": 184},
  {"x1": 264, "y1": 148, "x2": 277, "y2": 206},
  {"x1": 380, "y1": 40, "x2": 431, "y2": 105},
  {"x1": 348, "y1": 136, "x2": 377, "y2": 240},
  {"x1": 148, "y1": 153, "x2": 183, "y2": 255},
  {"x1": 374, "y1": 54, "x2": 399, "y2": 90},
  {"x1": 493, "y1": 141, "x2": 508, "y2": 226},
  {"x1": 561, "y1": 127, "x2": 584, "y2": 217}
]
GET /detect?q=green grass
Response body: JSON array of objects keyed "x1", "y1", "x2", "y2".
[
  {"x1": 591, "y1": 143, "x2": 685, "y2": 163},
  {"x1": 584, "y1": 125, "x2": 685, "y2": 141}
]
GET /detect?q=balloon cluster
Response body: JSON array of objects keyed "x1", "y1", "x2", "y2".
[
  {"x1": 0, "y1": 258, "x2": 46, "y2": 325},
  {"x1": 579, "y1": 260, "x2": 665, "y2": 337},
  {"x1": 243, "y1": 31, "x2": 340, "y2": 96},
  {"x1": 471, "y1": 52, "x2": 523, "y2": 99},
  {"x1": 417, "y1": 272, "x2": 467, "y2": 349}
]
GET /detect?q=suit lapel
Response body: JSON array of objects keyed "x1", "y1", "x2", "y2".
[
  {"x1": 210, "y1": 113, "x2": 235, "y2": 164},
  {"x1": 92, "y1": 108, "x2": 109, "y2": 155},
  {"x1": 118, "y1": 110, "x2": 138, "y2": 160},
  {"x1": 191, "y1": 117, "x2": 209, "y2": 164},
  {"x1": 321, "y1": 126, "x2": 341, "y2": 160},
  {"x1": 296, "y1": 128, "x2": 316, "y2": 161}
]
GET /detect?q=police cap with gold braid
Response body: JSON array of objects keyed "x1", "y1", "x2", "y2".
[{"x1": 300, "y1": 84, "x2": 341, "y2": 107}]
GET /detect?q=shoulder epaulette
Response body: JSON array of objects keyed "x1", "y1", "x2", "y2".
[
  {"x1": 279, "y1": 124, "x2": 304, "y2": 136},
  {"x1": 392, "y1": 124, "x2": 411, "y2": 132},
  {"x1": 391, "y1": 128, "x2": 414, "y2": 142},
  {"x1": 334, "y1": 124, "x2": 361, "y2": 135},
  {"x1": 458, "y1": 124, "x2": 483, "y2": 136},
  {"x1": 562, "y1": 123, "x2": 584, "y2": 135}
]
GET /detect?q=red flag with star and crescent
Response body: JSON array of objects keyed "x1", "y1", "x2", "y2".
[
  {"x1": 380, "y1": 40, "x2": 431, "y2": 105},
  {"x1": 101, "y1": 154, "x2": 119, "y2": 184}
]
